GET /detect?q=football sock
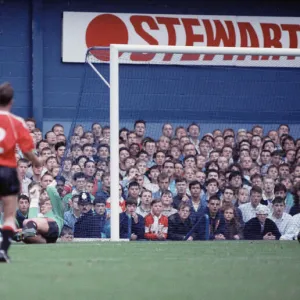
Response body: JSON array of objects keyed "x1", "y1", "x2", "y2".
[{"x1": 0, "y1": 226, "x2": 15, "y2": 253}]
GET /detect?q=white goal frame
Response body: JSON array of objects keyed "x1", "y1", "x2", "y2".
[{"x1": 88, "y1": 45, "x2": 300, "y2": 241}]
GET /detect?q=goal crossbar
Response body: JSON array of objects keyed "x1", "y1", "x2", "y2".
[{"x1": 107, "y1": 45, "x2": 300, "y2": 241}]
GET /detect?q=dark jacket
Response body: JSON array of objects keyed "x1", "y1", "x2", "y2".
[
  {"x1": 224, "y1": 220, "x2": 244, "y2": 240},
  {"x1": 74, "y1": 210, "x2": 105, "y2": 238},
  {"x1": 167, "y1": 213, "x2": 195, "y2": 241},
  {"x1": 16, "y1": 210, "x2": 27, "y2": 228},
  {"x1": 188, "y1": 200, "x2": 206, "y2": 225},
  {"x1": 196, "y1": 208, "x2": 226, "y2": 240},
  {"x1": 119, "y1": 212, "x2": 144, "y2": 240},
  {"x1": 244, "y1": 217, "x2": 281, "y2": 240},
  {"x1": 173, "y1": 194, "x2": 191, "y2": 210},
  {"x1": 290, "y1": 204, "x2": 300, "y2": 216}
]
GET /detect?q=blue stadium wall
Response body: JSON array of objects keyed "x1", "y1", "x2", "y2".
[{"x1": 1, "y1": 0, "x2": 300, "y2": 138}]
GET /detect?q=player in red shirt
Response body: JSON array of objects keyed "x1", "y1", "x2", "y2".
[{"x1": 0, "y1": 82, "x2": 42, "y2": 263}]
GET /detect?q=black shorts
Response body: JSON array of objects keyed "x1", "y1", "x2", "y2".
[
  {"x1": 42, "y1": 221, "x2": 59, "y2": 244},
  {"x1": 0, "y1": 166, "x2": 20, "y2": 197}
]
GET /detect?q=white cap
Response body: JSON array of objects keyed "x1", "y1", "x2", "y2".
[{"x1": 256, "y1": 205, "x2": 270, "y2": 215}]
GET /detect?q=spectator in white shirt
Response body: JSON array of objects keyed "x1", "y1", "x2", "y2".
[
  {"x1": 239, "y1": 186, "x2": 265, "y2": 223},
  {"x1": 291, "y1": 213, "x2": 300, "y2": 240},
  {"x1": 269, "y1": 197, "x2": 294, "y2": 240}
]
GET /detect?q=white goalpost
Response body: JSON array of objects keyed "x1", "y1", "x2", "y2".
[{"x1": 87, "y1": 45, "x2": 300, "y2": 242}]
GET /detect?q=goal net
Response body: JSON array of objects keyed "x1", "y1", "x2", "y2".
[{"x1": 65, "y1": 45, "x2": 300, "y2": 241}]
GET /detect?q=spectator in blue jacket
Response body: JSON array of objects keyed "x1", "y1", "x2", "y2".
[
  {"x1": 119, "y1": 198, "x2": 144, "y2": 240},
  {"x1": 196, "y1": 195, "x2": 226, "y2": 240},
  {"x1": 74, "y1": 192, "x2": 105, "y2": 238}
]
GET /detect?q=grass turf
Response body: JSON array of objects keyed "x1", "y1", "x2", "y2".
[{"x1": 0, "y1": 241, "x2": 299, "y2": 300}]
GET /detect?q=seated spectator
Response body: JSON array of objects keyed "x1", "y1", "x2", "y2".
[
  {"x1": 64, "y1": 195, "x2": 80, "y2": 231},
  {"x1": 17, "y1": 158, "x2": 31, "y2": 195},
  {"x1": 222, "y1": 204, "x2": 243, "y2": 240},
  {"x1": 290, "y1": 182, "x2": 300, "y2": 216},
  {"x1": 136, "y1": 189, "x2": 152, "y2": 217},
  {"x1": 74, "y1": 192, "x2": 105, "y2": 238},
  {"x1": 269, "y1": 197, "x2": 294, "y2": 240},
  {"x1": 16, "y1": 194, "x2": 30, "y2": 228},
  {"x1": 173, "y1": 178, "x2": 190, "y2": 209},
  {"x1": 196, "y1": 195, "x2": 225, "y2": 240},
  {"x1": 161, "y1": 190, "x2": 177, "y2": 217},
  {"x1": 167, "y1": 203, "x2": 195, "y2": 241},
  {"x1": 274, "y1": 183, "x2": 293, "y2": 213},
  {"x1": 60, "y1": 226, "x2": 74, "y2": 242},
  {"x1": 188, "y1": 180, "x2": 206, "y2": 224},
  {"x1": 244, "y1": 206, "x2": 281, "y2": 240},
  {"x1": 145, "y1": 199, "x2": 168, "y2": 240},
  {"x1": 119, "y1": 198, "x2": 144, "y2": 240},
  {"x1": 235, "y1": 187, "x2": 249, "y2": 206}
]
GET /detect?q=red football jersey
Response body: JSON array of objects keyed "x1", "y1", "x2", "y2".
[{"x1": 0, "y1": 111, "x2": 34, "y2": 168}]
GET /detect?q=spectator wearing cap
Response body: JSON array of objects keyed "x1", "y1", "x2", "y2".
[
  {"x1": 74, "y1": 192, "x2": 104, "y2": 238},
  {"x1": 244, "y1": 205, "x2": 281, "y2": 240},
  {"x1": 269, "y1": 197, "x2": 294, "y2": 240},
  {"x1": 119, "y1": 198, "x2": 144, "y2": 240},
  {"x1": 239, "y1": 186, "x2": 265, "y2": 223}
]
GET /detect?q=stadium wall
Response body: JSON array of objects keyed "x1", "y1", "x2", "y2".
[{"x1": 1, "y1": 0, "x2": 300, "y2": 137}]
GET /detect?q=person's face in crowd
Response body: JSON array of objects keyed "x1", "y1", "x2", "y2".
[
  {"x1": 190, "y1": 183, "x2": 201, "y2": 199},
  {"x1": 149, "y1": 168, "x2": 160, "y2": 182},
  {"x1": 195, "y1": 171, "x2": 206, "y2": 186},
  {"x1": 224, "y1": 136, "x2": 235, "y2": 148},
  {"x1": 237, "y1": 132, "x2": 247, "y2": 143},
  {"x1": 263, "y1": 178, "x2": 275, "y2": 193},
  {"x1": 141, "y1": 191, "x2": 152, "y2": 205},
  {"x1": 240, "y1": 150, "x2": 250, "y2": 161},
  {"x1": 250, "y1": 191, "x2": 262, "y2": 207},
  {"x1": 257, "y1": 212, "x2": 268, "y2": 224},
  {"x1": 199, "y1": 142, "x2": 210, "y2": 156},
  {"x1": 79, "y1": 202, "x2": 92, "y2": 214},
  {"x1": 178, "y1": 206, "x2": 191, "y2": 220},
  {"x1": 261, "y1": 151, "x2": 271, "y2": 165},
  {"x1": 286, "y1": 150, "x2": 296, "y2": 163},
  {"x1": 207, "y1": 182, "x2": 218, "y2": 195},
  {"x1": 56, "y1": 180, "x2": 65, "y2": 196},
  {"x1": 18, "y1": 198, "x2": 30, "y2": 215},
  {"x1": 283, "y1": 139, "x2": 295, "y2": 151},
  {"x1": 41, "y1": 149, "x2": 52, "y2": 162},
  {"x1": 162, "y1": 162, "x2": 175, "y2": 178},
  {"x1": 41, "y1": 175, "x2": 53, "y2": 189},
  {"x1": 174, "y1": 163, "x2": 183, "y2": 178},
  {"x1": 94, "y1": 203, "x2": 106, "y2": 215},
  {"x1": 125, "y1": 158, "x2": 136, "y2": 170},
  {"x1": 279, "y1": 166, "x2": 290, "y2": 178},
  {"x1": 207, "y1": 171, "x2": 219, "y2": 181},
  {"x1": 214, "y1": 136, "x2": 224, "y2": 151},
  {"x1": 71, "y1": 164, "x2": 81, "y2": 175},
  {"x1": 250, "y1": 148, "x2": 259, "y2": 162},
  {"x1": 275, "y1": 189, "x2": 286, "y2": 199},
  {"x1": 74, "y1": 125, "x2": 84, "y2": 137},
  {"x1": 224, "y1": 208, "x2": 234, "y2": 222},
  {"x1": 34, "y1": 131, "x2": 42, "y2": 143},
  {"x1": 170, "y1": 139, "x2": 180, "y2": 147},
  {"x1": 53, "y1": 126, "x2": 64, "y2": 136},
  {"x1": 278, "y1": 125, "x2": 289, "y2": 137},
  {"x1": 230, "y1": 175, "x2": 242, "y2": 188},
  {"x1": 102, "y1": 128, "x2": 110, "y2": 140},
  {"x1": 158, "y1": 176, "x2": 169, "y2": 190},
  {"x1": 251, "y1": 176, "x2": 263, "y2": 188},
  {"x1": 196, "y1": 155, "x2": 206, "y2": 170},
  {"x1": 222, "y1": 146, "x2": 233, "y2": 159},
  {"x1": 184, "y1": 157, "x2": 196, "y2": 169},
  {"x1": 271, "y1": 154, "x2": 282, "y2": 166},
  {"x1": 184, "y1": 167, "x2": 195, "y2": 182},
  {"x1": 152, "y1": 202, "x2": 163, "y2": 216},
  {"x1": 135, "y1": 161, "x2": 146, "y2": 175},
  {"x1": 78, "y1": 157, "x2": 87, "y2": 170},
  {"x1": 176, "y1": 181, "x2": 187, "y2": 195},
  {"x1": 263, "y1": 141, "x2": 275, "y2": 153},
  {"x1": 273, "y1": 202, "x2": 285, "y2": 217},
  {"x1": 128, "y1": 185, "x2": 140, "y2": 199},
  {"x1": 46, "y1": 132, "x2": 57, "y2": 146},
  {"x1": 170, "y1": 146, "x2": 181, "y2": 160},
  {"x1": 46, "y1": 157, "x2": 57, "y2": 171},
  {"x1": 281, "y1": 177, "x2": 292, "y2": 191},
  {"x1": 71, "y1": 147, "x2": 82, "y2": 159},
  {"x1": 250, "y1": 166, "x2": 260, "y2": 176},
  {"x1": 129, "y1": 144, "x2": 140, "y2": 157},
  {"x1": 158, "y1": 136, "x2": 170, "y2": 151},
  {"x1": 63, "y1": 160, "x2": 72, "y2": 173},
  {"x1": 268, "y1": 130, "x2": 279, "y2": 144},
  {"x1": 75, "y1": 177, "x2": 86, "y2": 192},
  {"x1": 56, "y1": 145, "x2": 66, "y2": 158},
  {"x1": 155, "y1": 152, "x2": 165, "y2": 166},
  {"x1": 238, "y1": 188, "x2": 249, "y2": 204},
  {"x1": 223, "y1": 189, "x2": 234, "y2": 203},
  {"x1": 176, "y1": 128, "x2": 187, "y2": 139},
  {"x1": 71, "y1": 135, "x2": 80, "y2": 145},
  {"x1": 208, "y1": 199, "x2": 220, "y2": 215},
  {"x1": 102, "y1": 176, "x2": 110, "y2": 189},
  {"x1": 26, "y1": 121, "x2": 35, "y2": 132},
  {"x1": 57, "y1": 135, "x2": 66, "y2": 143},
  {"x1": 135, "y1": 122, "x2": 145, "y2": 138},
  {"x1": 138, "y1": 152, "x2": 148, "y2": 163},
  {"x1": 189, "y1": 125, "x2": 200, "y2": 139},
  {"x1": 98, "y1": 146, "x2": 109, "y2": 159},
  {"x1": 80, "y1": 138, "x2": 88, "y2": 147},
  {"x1": 241, "y1": 156, "x2": 252, "y2": 170},
  {"x1": 179, "y1": 137, "x2": 190, "y2": 150},
  {"x1": 183, "y1": 144, "x2": 196, "y2": 156},
  {"x1": 127, "y1": 133, "x2": 137, "y2": 146},
  {"x1": 217, "y1": 156, "x2": 229, "y2": 171},
  {"x1": 209, "y1": 151, "x2": 220, "y2": 162},
  {"x1": 136, "y1": 174, "x2": 144, "y2": 187},
  {"x1": 253, "y1": 126, "x2": 263, "y2": 137},
  {"x1": 85, "y1": 162, "x2": 96, "y2": 177},
  {"x1": 120, "y1": 130, "x2": 128, "y2": 142},
  {"x1": 83, "y1": 146, "x2": 93, "y2": 158},
  {"x1": 95, "y1": 170, "x2": 104, "y2": 181},
  {"x1": 92, "y1": 124, "x2": 102, "y2": 138},
  {"x1": 52, "y1": 166, "x2": 60, "y2": 177},
  {"x1": 33, "y1": 165, "x2": 43, "y2": 176},
  {"x1": 161, "y1": 192, "x2": 173, "y2": 207},
  {"x1": 246, "y1": 132, "x2": 253, "y2": 141},
  {"x1": 18, "y1": 162, "x2": 28, "y2": 178},
  {"x1": 267, "y1": 167, "x2": 278, "y2": 181},
  {"x1": 40, "y1": 200, "x2": 52, "y2": 215},
  {"x1": 251, "y1": 136, "x2": 262, "y2": 148},
  {"x1": 162, "y1": 124, "x2": 173, "y2": 138},
  {"x1": 294, "y1": 166, "x2": 300, "y2": 177},
  {"x1": 144, "y1": 141, "x2": 156, "y2": 156},
  {"x1": 213, "y1": 130, "x2": 222, "y2": 138},
  {"x1": 38, "y1": 141, "x2": 49, "y2": 153},
  {"x1": 203, "y1": 135, "x2": 214, "y2": 147}
]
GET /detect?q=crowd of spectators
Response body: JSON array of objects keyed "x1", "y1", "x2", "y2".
[{"x1": 2, "y1": 119, "x2": 300, "y2": 242}]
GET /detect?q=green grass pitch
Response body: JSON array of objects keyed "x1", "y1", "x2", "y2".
[{"x1": 0, "y1": 241, "x2": 299, "y2": 300}]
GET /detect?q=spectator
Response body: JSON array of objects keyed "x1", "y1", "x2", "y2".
[
  {"x1": 244, "y1": 206, "x2": 281, "y2": 240},
  {"x1": 17, "y1": 158, "x2": 31, "y2": 195},
  {"x1": 161, "y1": 190, "x2": 177, "y2": 217},
  {"x1": 188, "y1": 181, "x2": 206, "y2": 224},
  {"x1": 144, "y1": 199, "x2": 168, "y2": 240},
  {"x1": 290, "y1": 182, "x2": 300, "y2": 216},
  {"x1": 168, "y1": 203, "x2": 195, "y2": 241},
  {"x1": 119, "y1": 198, "x2": 144, "y2": 240},
  {"x1": 274, "y1": 183, "x2": 293, "y2": 213},
  {"x1": 136, "y1": 189, "x2": 152, "y2": 217},
  {"x1": 64, "y1": 195, "x2": 80, "y2": 231},
  {"x1": 222, "y1": 203, "x2": 243, "y2": 240},
  {"x1": 16, "y1": 194, "x2": 30, "y2": 228},
  {"x1": 173, "y1": 178, "x2": 190, "y2": 209}
]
